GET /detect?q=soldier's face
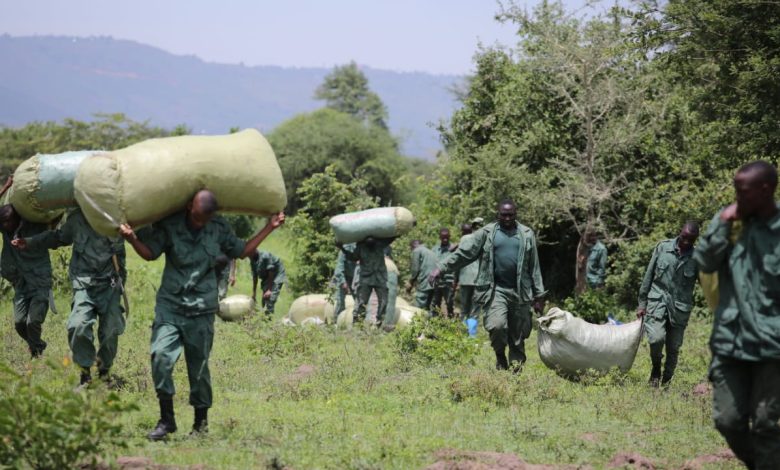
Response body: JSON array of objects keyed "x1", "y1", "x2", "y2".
[
  {"x1": 734, "y1": 170, "x2": 773, "y2": 217},
  {"x1": 187, "y1": 202, "x2": 214, "y2": 230},
  {"x1": 497, "y1": 204, "x2": 517, "y2": 230},
  {"x1": 678, "y1": 228, "x2": 698, "y2": 251},
  {"x1": 439, "y1": 231, "x2": 450, "y2": 244}
]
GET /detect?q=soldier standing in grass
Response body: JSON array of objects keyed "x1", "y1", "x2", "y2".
[
  {"x1": 14, "y1": 208, "x2": 126, "y2": 387},
  {"x1": 0, "y1": 177, "x2": 52, "y2": 359},
  {"x1": 250, "y1": 250, "x2": 286, "y2": 316},
  {"x1": 332, "y1": 242, "x2": 357, "y2": 315},
  {"x1": 584, "y1": 231, "x2": 607, "y2": 289},
  {"x1": 431, "y1": 228, "x2": 456, "y2": 317},
  {"x1": 454, "y1": 223, "x2": 480, "y2": 321},
  {"x1": 120, "y1": 189, "x2": 284, "y2": 440},
  {"x1": 430, "y1": 199, "x2": 545, "y2": 372},
  {"x1": 636, "y1": 221, "x2": 700, "y2": 387},
  {"x1": 407, "y1": 239, "x2": 438, "y2": 312},
  {"x1": 693, "y1": 161, "x2": 780, "y2": 469},
  {"x1": 337, "y1": 236, "x2": 394, "y2": 326}
]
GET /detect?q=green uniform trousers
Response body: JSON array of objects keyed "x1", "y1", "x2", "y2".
[
  {"x1": 262, "y1": 283, "x2": 283, "y2": 315},
  {"x1": 643, "y1": 308, "x2": 687, "y2": 382},
  {"x1": 68, "y1": 284, "x2": 125, "y2": 372},
  {"x1": 151, "y1": 308, "x2": 215, "y2": 408},
  {"x1": 710, "y1": 355, "x2": 780, "y2": 470},
  {"x1": 459, "y1": 285, "x2": 476, "y2": 320},
  {"x1": 432, "y1": 284, "x2": 455, "y2": 317},
  {"x1": 484, "y1": 286, "x2": 532, "y2": 365},
  {"x1": 354, "y1": 284, "x2": 388, "y2": 324},
  {"x1": 415, "y1": 289, "x2": 433, "y2": 311},
  {"x1": 334, "y1": 280, "x2": 355, "y2": 316},
  {"x1": 13, "y1": 286, "x2": 48, "y2": 355}
]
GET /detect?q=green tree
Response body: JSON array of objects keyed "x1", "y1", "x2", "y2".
[
  {"x1": 315, "y1": 61, "x2": 389, "y2": 129},
  {"x1": 287, "y1": 165, "x2": 376, "y2": 296}
]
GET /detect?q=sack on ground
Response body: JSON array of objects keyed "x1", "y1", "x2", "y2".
[
  {"x1": 287, "y1": 294, "x2": 329, "y2": 325},
  {"x1": 537, "y1": 307, "x2": 642, "y2": 376},
  {"x1": 10, "y1": 151, "x2": 100, "y2": 223},
  {"x1": 395, "y1": 306, "x2": 428, "y2": 329},
  {"x1": 74, "y1": 129, "x2": 286, "y2": 236},
  {"x1": 323, "y1": 295, "x2": 354, "y2": 323},
  {"x1": 330, "y1": 207, "x2": 415, "y2": 244},
  {"x1": 218, "y1": 295, "x2": 255, "y2": 322}
]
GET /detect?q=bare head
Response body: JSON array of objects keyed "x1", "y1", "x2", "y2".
[
  {"x1": 461, "y1": 223, "x2": 472, "y2": 236},
  {"x1": 585, "y1": 230, "x2": 599, "y2": 245},
  {"x1": 0, "y1": 204, "x2": 20, "y2": 233},
  {"x1": 678, "y1": 221, "x2": 700, "y2": 252},
  {"x1": 410, "y1": 239, "x2": 421, "y2": 251},
  {"x1": 496, "y1": 199, "x2": 517, "y2": 230},
  {"x1": 187, "y1": 189, "x2": 219, "y2": 230},
  {"x1": 734, "y1": 161, "x2": 778, "y2": 218},
  {"x1": 439, "y1": 228, "x2": 450, "y2": 245}
]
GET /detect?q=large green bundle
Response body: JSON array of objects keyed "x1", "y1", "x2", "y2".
[
  {"x1": 9, "y1": 151, "x2": 99, "y2": 223},
  {"x1": 329, "y1": 207, "x2": 415, "y2": 244},
  {"x1": 74, "y1": 129, "x2": 286, "y2": 236}
]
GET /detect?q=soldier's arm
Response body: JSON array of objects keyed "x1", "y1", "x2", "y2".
[
  {"x1": 527, "y1": 232, "x2": 547, "y2": 301},
  {"x1": 251, "y1": 260, "x2": 259, "y2": 300},
  {"x1": 637, "y1": 244, "x2": 660, "y2": 310},
  {"x1": 409, "y1": 250, "x2": 421, "y2": 287},
  {"x1": 693, "y1": 212, "x2": 731, "y2": 274},
  {"x1": 120, "y1": 224, "x2": 163, "y2": 261},
  {"x1": 235, "y1": 212, "x2": 284, "y2": 259},
  {"x1": 23, "y1": 214, "x2": 76, "y2": 250},
  {"x1": 333, "y1": 251, "x2": 346, "y2": 285},
  {"x1": 438, "y1": 230, "x2": 485, "y2": 275},
  {"x1": 597, "y1": 247, "x2": 607, "y2": 281},
  {"x1": 340, "y1": 244, "x2": 360, "y2": 262}
]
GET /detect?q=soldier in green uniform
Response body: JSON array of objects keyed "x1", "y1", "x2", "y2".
[
  {"x1": 693, "y1": 161, "x2": 780, "y2": 469},
  {"x1": 430, "y1": 199, "x2": 545, "y2": 371},
  {"x1": 585, "y1": 232, "x2": 607, "y2": 289},
  {"x1": 120, "y1": 190, "x2": 284, "y2": 440},
  {"x1": 332, "y1": 243, "x2": 357, "y2": 315},
  {"x1": 454, "y1": 223, "x2": 480, "y2": 320},
  {"x1": 637, "y1": 222, "x2": 700, "y2": 386},
  {"x1": 337, "y1": 236, "x2": 393, "y2": 326},
  {"x1": 407, "y1": 239, "x2": 437, "y2": 311},
  {"x1": 0, "y1": 203, "x2": 52, "y2": 358},
  {"x1": 431, "y1": 228, "x2": 456, "y2": 317},
  {"x1": 14, "y1": 208, "x2": 126, "y2": 385},
  {"x1": 250, "y1": 250, "x2": 286, "y2": 316}
]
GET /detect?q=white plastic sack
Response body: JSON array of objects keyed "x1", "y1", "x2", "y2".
[
  {"x1": 329, "y1": 207, "x2": 415, "y2": 244},
  {"x1": 537, "y1": 307, "x2": 642, "y2": 376},
  {"x1": 287, "y1": 294, "x2": 329, "y2": 325},
  {"x1": 218, "y1": 294, "x2": 255, "y2": 322}
]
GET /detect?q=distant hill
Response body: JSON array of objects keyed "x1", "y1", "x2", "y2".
[{"x1": 0, "y1": 35, "x2": 464, "y2": 159}]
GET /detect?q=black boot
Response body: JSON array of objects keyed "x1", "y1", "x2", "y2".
[
  {"x1": 661, "y1": 371, "x2": 673, "y2": 387},
  {"x1": 148, "y1": 397, "x2": 177, "y2": 441},
  {"x1": 74, "y1": 368, "x2": 92, "y2": 391},
  {"x1": 495, "y1": 351, "x2": 509, "y2": 371},
  {"x1": 648, "y1": 365, "x2": 661, "y2": 388},
  {"x1": 191, "y1": 407, "x2": 208, "y2": 435}
]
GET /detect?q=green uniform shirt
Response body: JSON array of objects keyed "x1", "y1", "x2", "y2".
[
  {"x1": 333, "y1": 243, "x2": 357, "y2": 285},
  {"x1": 410, "y1": 244, "x2": 438, "y2": 291},
  {"x1": 1, "y1": 221, "x2": 52, "y2": 291},
  {"x1": 638, "y1": 237, "x2": 698, "y2": 326},
  {"x1": 438, "y1": 221, "x2": 545, "y2": 303},
  {"x1": 251, "y1": 251, "x2": 286, "y2": 288},
  {"x1": 586, "y1": 240, "x2": 607, "y2": 287},
  {"x1": 434, "y1": 243, "x2": 455, "y2": 284},
  {"x1": 493, "y1": 227, "x2": 520, "y2": 289},
  {"x1": 694, "y1": 205, "x2": 780, "y2": 361},
  {"x1": 139, "y1": 212, "x2": 246, "y2": 316},
  {"x1": 26, "y1": 209, "x2": 125, "y2": 288},
  {"x1": 456, "y1": 233, "x2": 480, "y2": 286},
  {"x1": 345, "y1": 239, "x2": 391, "y2": 288}
]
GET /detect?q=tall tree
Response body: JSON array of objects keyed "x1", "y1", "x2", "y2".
[{"x1": 315, "y1": 62, "x2": 389, "y2": 129}]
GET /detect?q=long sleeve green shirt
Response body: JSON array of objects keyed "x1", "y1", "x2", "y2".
[
  {"x1": 586, "y1": 241, "x2": 607, "y2": 287},
  {"x1": 437, "y1": 221, "x2": 546, "y2": 303},
  {"x1": 410, "y1": 244, "x2": 437, "y2": 292},
  {"x1": 693, "y1": 205, "x2": 780, "y2": 361},
  {"x1": 637, "y1": 237, "x2": 698, "y2": 326},
  {"x1": 343, "y1": 239, "x2": 392, "y2": 288},
  {"x1": 1, "y1": 221, "x2": 52, "y2": 292},
  {"x1": 25, "y1": 209, "x2": 125, "y2": 289},
  {"x1": 455, "y1": 233, "x2": 480, "y2": 286},
  {"x1": 332, "y1": 243, "x2": 357, "y2": 286},
  {"x1": 139, "y1": 212, "x2": 245, "y2": 316},
  {"x1": 251, "y1": 251, "x2": 286, "y2": 289}
]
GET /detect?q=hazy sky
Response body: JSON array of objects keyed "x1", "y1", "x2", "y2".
[{"x1": 1, "y1": 0, "x2": 601, "y2": 75}]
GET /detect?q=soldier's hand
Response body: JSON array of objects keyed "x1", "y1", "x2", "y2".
[
  {"x1": 118, "y1": 224, "x2": 137, "y2": 241},
  {"x1": 263, "y1": 289, "x2": 272, "y2": 300},
  {"x1": 533, "y1": 298, "x2": 545, "y2": 314},
  {"x1": 428, "y1": 268, "x2": 441, "y2": 286},
  {"x1": 10, "y1": 238, "x2": 27, "y2": 250},
  {"x1": 636, "y1": 307, "x2": 646, "y2": 318},
  {"x1": 269, "y1": 212, "x2": 285, "y2": 229},
  {"x1": 229, "y1": 276, "x2": 236, "y2": 287},
  {"x1": 720, "y1": 203, "x2": 740, "y2": 222}
]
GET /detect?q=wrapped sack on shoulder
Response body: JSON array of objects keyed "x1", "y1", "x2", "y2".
[
  {"x1": 9, "y1": 151, "x2": 101, "y2": 223},
  {"x1": 74, "y1": 129, "x2": 286, "y2": 236},
  {"x1": 329, "y1": 207, "x2": 415, "y2": 244},
  {"x1": 537, "y1": 307, "x2": 642, "y2": 377}
]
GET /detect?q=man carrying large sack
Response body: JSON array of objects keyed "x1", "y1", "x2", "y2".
[
  {"x1": 693, "y1": 161, "x2": 780, "y2": 470},
  {"x1": 430, "y1": 199, "x2": 545, "y2": 372},
  {"x1": 250, "y1": 250, "x2": 286, "y2": 316},
  {"x1": 337, "y1": 236, "x2": 394, "y2": 327},
  {"x1": 636, "y1": 221, "x2": 700, "y2": 387},
  {"x1": 0, "y1": 178, "x2": 53, "y2": 359},
  {"x1": 331, "y1": 243, "x2": 357, "y2": 315},
  {"x1": 13, "y1": 208, "x2": 126, "y2": 386},
  {"x1": 407, "y1": 239, "x2": 437, "y2": 312},
  {"x1": 120, "y1": 190, "x2": 284, "y2": 441}
]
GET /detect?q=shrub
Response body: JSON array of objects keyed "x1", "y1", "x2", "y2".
[{"x1": 394, "y1": 316, "x2": 479, "y2": 365}]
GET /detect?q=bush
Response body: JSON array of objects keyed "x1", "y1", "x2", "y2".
[
  {"x1": 561, "y1": 288, "x2": 631, "y2": 324},
  {"x1": 394, "y1": 316, "x2": 479, "y2": 365},
  {"x1": 0, "y1": 362, "x2": 136, "y2": 469}
]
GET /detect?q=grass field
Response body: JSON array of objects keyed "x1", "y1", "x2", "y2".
[{"x1": 0, "y1": 228, "x2": 740, "y2": 469}]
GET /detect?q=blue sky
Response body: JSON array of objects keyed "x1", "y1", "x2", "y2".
[{"x1": 1, "y1": 0, "x2": 603, "y2": 75}]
